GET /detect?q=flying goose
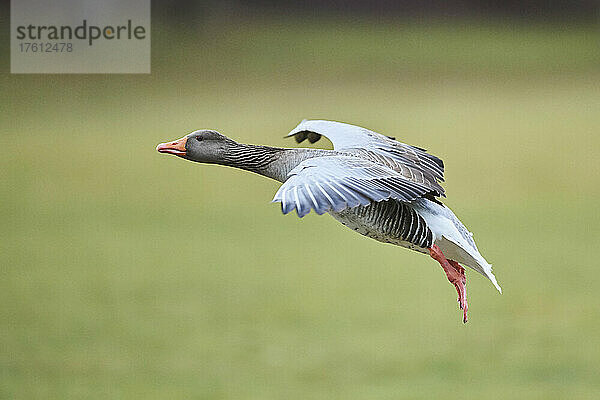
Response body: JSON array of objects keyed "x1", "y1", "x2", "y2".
[{"x1": 157, "y1": 120, "x2": 501, "y2": 323}]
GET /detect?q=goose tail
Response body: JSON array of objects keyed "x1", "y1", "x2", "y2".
[{"x1": 413, "y1": 199, "x2": 502, "y2": 293}]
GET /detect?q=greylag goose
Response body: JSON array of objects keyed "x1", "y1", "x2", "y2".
[{"x1": 157, "y1": 120, "x2": 501, "y2": 323}]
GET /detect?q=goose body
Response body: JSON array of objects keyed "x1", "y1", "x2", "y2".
[
  {"x1": 157, "y1": 120, "x2": 501, "y2": 322},
  {"x1": 330, "y1": 198, "x2": 500, "y2": 292}
]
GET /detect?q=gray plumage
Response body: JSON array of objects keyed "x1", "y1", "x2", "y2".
[
  {"x1": 156, "y1": 120, "x2": 501, "y2": 292},
  {"x1": 331, "y1": 199, "x2": 434, "y2": 250},
  {"x1": 272, "y1": 155, "x2": 437, "y2": 217}
]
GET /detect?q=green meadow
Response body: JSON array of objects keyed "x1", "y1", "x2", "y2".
[{"x1": 1, "y1": 20, "x2": 599, "y2": 399}]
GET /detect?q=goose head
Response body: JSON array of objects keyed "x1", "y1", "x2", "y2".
[{"x1": 156, "y1": 130, "x2": 237, "y2": 164}]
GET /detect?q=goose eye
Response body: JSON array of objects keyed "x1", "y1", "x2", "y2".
[{"x1": 196, "y1": 136, "x2": 203, "y2": 142}]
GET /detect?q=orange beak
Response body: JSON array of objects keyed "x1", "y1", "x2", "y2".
[{"x1": 156, "y1": 136, "x2": 188, "y2": 156}]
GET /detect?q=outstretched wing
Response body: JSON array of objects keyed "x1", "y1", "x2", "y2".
[
  {"x1": 286, "y1": 120, "x2": 445, "y2": 195},
  {"x1": 272, "y1": 156, "x2": 438, "y2": 217}
]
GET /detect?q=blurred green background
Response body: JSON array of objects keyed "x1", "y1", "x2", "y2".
[{"x1": 1, "y1": 2, "x2": 600, "y2": 399}]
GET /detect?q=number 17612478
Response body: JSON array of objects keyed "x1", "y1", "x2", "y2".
[{"x1": 19, "y1": 42, "x2": 73, "y2": 52}]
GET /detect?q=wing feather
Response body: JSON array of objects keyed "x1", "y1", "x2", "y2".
[
  {"x1": 272, "y1": 155, "x2": 437, "y2": 217},
  {"x1": 286, "y1": 120, "x2": 445, "y2": 196}
]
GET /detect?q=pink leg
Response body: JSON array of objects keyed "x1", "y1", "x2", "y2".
[{"x1": 429, "y1": 244, "x2": 468, "y2": 323}]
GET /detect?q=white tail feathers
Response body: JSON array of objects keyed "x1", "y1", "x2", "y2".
[{"x1": 412, "y1": 199, "x2": 502, "y2": 293}]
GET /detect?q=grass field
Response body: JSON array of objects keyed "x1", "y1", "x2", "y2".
[{"x1": 1, "y1": 20, "x2": 600, "y2": 399}]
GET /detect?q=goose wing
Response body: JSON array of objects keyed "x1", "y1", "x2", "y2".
[
  {"x1": 286, "y1": 120, "x2": 445, "y2": 196},
  {"x1": 272, "y1": 155, "x2": 437, "y2": 217}
]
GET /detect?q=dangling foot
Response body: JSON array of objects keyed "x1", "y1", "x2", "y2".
[
  {"x1": 429, "y1": 244, "x2": 468, "y2": 323},
  {"x1": 448, "y1": 259, "x2": 467, "y2": 319}
]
